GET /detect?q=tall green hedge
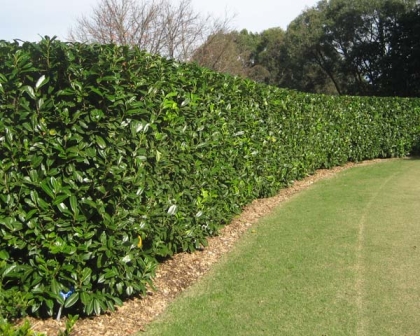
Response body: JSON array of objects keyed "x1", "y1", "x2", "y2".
[{"x1": 1, "y1": 37, "x2": 419, "y2": 317}]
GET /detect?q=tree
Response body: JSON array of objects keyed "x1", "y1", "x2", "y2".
[
  {"x1": 230, "y1": 29, "x2": 286, "y2": 84},
  {"x1": 68, "y1": 0, "x2": 233, "y2": 62},
  {"x1": 190, "y1": 31, "x2": 248, "y2": 77},
  {"x1": 281, "y1": 0, "x2": 420, "y2": 96},
  {"x1": 382, "y1": 4, "x2": 420, "y2": 96},
  {"x1": 281, "y1": 3, "x2": 341, "y2": 94},
  {"x1": 191, "y1": 28, "x2": 287, "y2": 84},
  {"x1": 190, "y1": 30, "x2": 259, "y2": 78},
  {"x1": 252, "y1": 28, "x2": 286, "y2": 85}
]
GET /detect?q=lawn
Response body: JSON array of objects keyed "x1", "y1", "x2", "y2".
[{"x1": 141, "y1": 158, "x2": 420, "y2": 336}]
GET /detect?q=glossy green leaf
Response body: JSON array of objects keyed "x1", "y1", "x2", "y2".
[
  {"x1": 126, "y1": 286, "x2": 133, "y2": 296},
  {"x1": 40, "y1": 180, "x2": 54, "y2": 199},
  {"x1": 57, "y1": 202, "x2": 69, "y2": 214},
  {"x1": 50, "y1": 176, "x2": 61, "y2": 194},
  {"x1": 69, "y1": 195, "x2": 78, "y2": 215},
  {"x1": 86, "y1": 299, "x2": 94, "y2": 316},
  {"x1": 31, "y1": 156, "x2": 44, "y2": 168},
  {"x1": 51, "y1": 279, "x2": 60, "y2": 295},
  {"x1": 81, "y1": 267, "x2": 92, "y2": 285},
  {"x1": 93, "y1": 299, "x2": 101, "y2": 316},
  {"x1": 0, "y1": 250, "x2": 9, "y2": 260},
  {"x1": 80, "y1": 291, "x2": 91, "y2": 306},
  {"x1": 64, "y1": 292, "x2": 80, "y2": 308},
  {"x1": 96, "y1": 135, "x2": 107, "y2": 149},
  {"x1": 53, "y1": 194, "x2": 70, "y2": 206},
  {"x1": 2, "y1": 264, "x2": 17, "y2": 277},
  {"x1": 35, "y1": 75, "x2": 48, "y2": 90},
  {"x1": 22, "y1": 85, "x2": 36, "y2": 99}
]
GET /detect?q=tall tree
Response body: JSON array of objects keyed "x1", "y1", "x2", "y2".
[
  {"x1": 191, "y1": 31, "x2": 249, "y2": 77},
  {"x1": 282, "y1": 0, "x2": 419, "y2": 96},
  {"x1": 191, "y1": 29, "x2": 262, "y2": 78},
  {"x1": 191, "y1": 28, "x2": 287, "y2": 84},
  {"x1": 281, "y1": 3, "x2": 341, "y2": 94},
  {"x1": 382, "y1": 4, "x2": 420, "y2": 96},
  {"x1": 322, "y1": 0, "x2": 417, "y2": 95},
  {"x1": 253, "y1": 28, "x2": 286, "y2": 85}
]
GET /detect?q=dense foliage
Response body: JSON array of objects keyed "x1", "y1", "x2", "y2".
[
  {"x1": 282, "y1": 0, "x2": 420, "y2": 96},
  {"x1": 0, "y1": 37, "x2": 419, "y2": 318}
]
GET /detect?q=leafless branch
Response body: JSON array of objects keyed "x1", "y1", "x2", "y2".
[{"x1": 68, "y1": 0, "x2": 235, "y2": 62}]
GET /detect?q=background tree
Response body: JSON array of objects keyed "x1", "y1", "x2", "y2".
[
  {"x1": 191, "y1": 31, "x2": 249, "y2": 77},
  {"x1": 68, "y1": 0, "x2": 233, "y2": 62},
  {"x1": 383, "y1": 5, "x2": 420, "y2": 96},
  {"x1": 252, "y1": 28, "x2": 286, "y2": 85},
  {"x1": 191, "y1": 28, "x2": 286, "y2": 84},
  {"x1": 321, "y1": 0, "x2": 417, "y2": 95},
  {"x1": 281, "y1": 0, "x2": 420, "y2": 96},
  {"x1": 280, "y1": 4, "x2": 341, "y2": 94}
]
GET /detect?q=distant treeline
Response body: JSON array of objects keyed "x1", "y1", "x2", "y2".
[{"x1": 193, "y1": 0, "x2": 420, "y2": 97}]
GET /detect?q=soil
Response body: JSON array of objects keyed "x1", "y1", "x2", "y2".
[{"x1": 24, "y1": 159, "x2": 390, "y2": 335}]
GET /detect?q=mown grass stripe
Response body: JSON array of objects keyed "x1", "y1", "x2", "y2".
[{"x1": 355, "y1": 171, "x2": 398, "y2": 336}]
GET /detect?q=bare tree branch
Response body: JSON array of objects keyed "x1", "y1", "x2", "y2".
[{"x1": 68, "y1": 0, "x2": 235, "y2": 62}]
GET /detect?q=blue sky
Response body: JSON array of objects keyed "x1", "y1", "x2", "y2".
[{"x1": 0, "y1": 0, "x2": 319, "y2": 42}]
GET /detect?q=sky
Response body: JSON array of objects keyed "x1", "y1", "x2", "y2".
[{"x1": 0, "y1": 0, "x2": 319, "y2": 42}]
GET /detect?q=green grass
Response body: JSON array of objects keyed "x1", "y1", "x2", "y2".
[{"x1": 141, "y1": 159, "x2": 420, "y2": 336}]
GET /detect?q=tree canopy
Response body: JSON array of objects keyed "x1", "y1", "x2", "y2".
[{"x1": 280, "y1": 0, "x2": 420, "y2": 96}]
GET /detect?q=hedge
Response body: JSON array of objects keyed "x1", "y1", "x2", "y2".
[{"x1": 1, "y1": 37, "x2": 419, "y2": 317}]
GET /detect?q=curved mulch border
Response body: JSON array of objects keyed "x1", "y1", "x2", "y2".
[{"x1": 27, "y1": 158, "x2": 394, "y2": 335}]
